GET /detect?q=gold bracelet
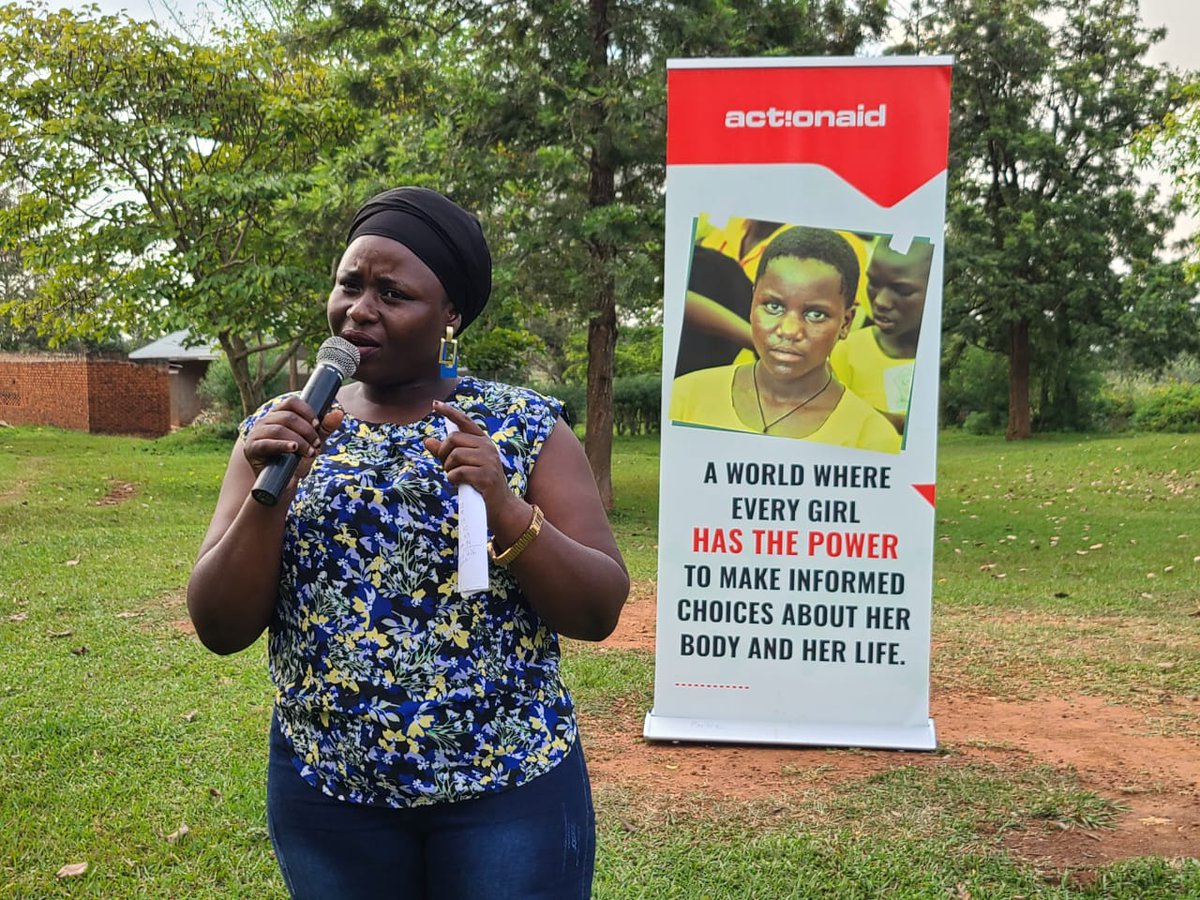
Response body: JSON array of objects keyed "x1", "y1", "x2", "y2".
[{"x1": 488, "y1": 504, "x2": 545, "y2": 566}]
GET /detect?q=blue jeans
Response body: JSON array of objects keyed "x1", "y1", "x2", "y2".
[{"x1": 266, "y1": 716, "x2": 595, "y2": 900}]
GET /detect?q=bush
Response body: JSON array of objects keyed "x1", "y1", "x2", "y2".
[
  {"x1": 537, "y1": 382, "x2": 586, "y2": 430},
  {"x1": 1091, "y1": 384, "x2": 1137, "y2": 432},
  {"x1": 533, "y1": 376, "x2": 662, "y2": 435},
  {"x1": 1132, "y1": 383, "x2": 1200, "y2": 432},
  {"x1": 962, "y1": 409, "x2": 1002, "y2": 435},
  {"x1": 197, "y1": 354, "x2": 291, "y2": 423},
  {"x1": 613, "y1": 374, "x2": 661, "y2": 435},
  {"x1": 940, "y1": 343, "x2": 1008, "y2": 428}
]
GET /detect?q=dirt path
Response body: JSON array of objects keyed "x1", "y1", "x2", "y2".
[{"x1": 582, "y1": 587, "x2": 1200, "y2": 874}]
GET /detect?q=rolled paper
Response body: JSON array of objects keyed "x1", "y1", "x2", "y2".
[{"x1": 444, "y1": 419, "x2": 490, "y2": 596}]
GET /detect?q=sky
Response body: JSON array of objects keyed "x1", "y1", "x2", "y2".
[{"x1": 1140, "y1": 0, "x2": 1199, "y2": 68}]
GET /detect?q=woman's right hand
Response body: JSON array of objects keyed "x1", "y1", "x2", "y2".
[{"x1": 242, "y1": 396, "x2": 344, "y2": 481}]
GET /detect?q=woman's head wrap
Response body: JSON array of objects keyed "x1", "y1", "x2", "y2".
[{"x1": 346, "y1": 187, "x2": 492, "y2": 331}]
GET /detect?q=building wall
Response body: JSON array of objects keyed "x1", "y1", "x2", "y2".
[
  {"x1": 0, "y1": 353, "x2": 172, "y2": 437},
  {"x1": 87, "y1": 359, "x2": 172, "y2": 436},
  {"x1": 0, "y1": 354, "x2": 92, "y2": 430},
  {"x1": 169, "y1": 361, "x2": 210, "y2": 427}
]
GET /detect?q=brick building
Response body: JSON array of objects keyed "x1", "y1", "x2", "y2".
[
  {"x1": 128, "y1": 330, "x2": 219, "y2": 428},
  {"x1": 0, "y1": 351, "x2": 173, "y2": 437}
]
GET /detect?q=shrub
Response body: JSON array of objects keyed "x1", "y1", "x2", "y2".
[
  {"x1": 197, "y1": 354, "x2": 291, "y2": 423},
  {"x1": 1132, "y1": 383, "x2": 1200, "y2": 432},
  {"x1": 940, "y1": 343, "x2": 1008, "y2": 428},
  {"x1": 537, "y1": 382, "x2": 586, "y2": 430},
  {"x1": 613, "y1": 374, "x2": 661, "y2": 435},
  {"x1": 533, "y1": 376, "x2": 662, "y2": 435},
  {"x1": 1091, "y1": 384, "x2": 1137, "y2": 432},
  {"x1": 962, "y1": 409, "x2": 1002, "y2": 435}
]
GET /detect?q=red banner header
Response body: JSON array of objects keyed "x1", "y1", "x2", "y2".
[{"x1": 667, "y1": 63, "x2": 953, "y2": 208}]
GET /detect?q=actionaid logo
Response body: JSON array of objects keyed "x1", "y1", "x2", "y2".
[{"x1": 724, "y1": 104, "x2": 888, "y2": 129}]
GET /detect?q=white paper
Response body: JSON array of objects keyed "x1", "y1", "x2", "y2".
[{"x1": 444, "y1": 420, "x2": 490, "y2": 595}]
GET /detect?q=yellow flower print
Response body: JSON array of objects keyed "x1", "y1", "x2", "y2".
[
  {"x1": 333, "y1": 525, "x2": 358, "y2": 550},
  {"x1": 300, "y1": 610, "x2": 329, "y2": 631},
  {"x1": 364, "y1": 627, "x2": 389, "y2": 649},
  {"x1": 434, "y1": 612, "x2": 470, "y2": 648},
  {"x1": 490, "y1": 425, "x2": 517, "y2": 443},
  {"x1": 406, "y1": 714, "x2": 434, "y2": 739},
  {"x1": 424, "y1": 674, "x2": 447, "y2": 700}
]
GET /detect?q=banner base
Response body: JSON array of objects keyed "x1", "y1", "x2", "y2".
[{"x1": 643, "y1": 710, "x2": 937, "y2": 751}]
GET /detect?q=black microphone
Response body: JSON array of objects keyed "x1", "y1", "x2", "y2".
[{"x1": 251, "y1": 336, "x2": 360, "y2": 507}]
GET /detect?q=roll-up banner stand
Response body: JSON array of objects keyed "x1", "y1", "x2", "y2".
[{"x1": 645, "y1": 57, "x2": 953, "y2": 750}]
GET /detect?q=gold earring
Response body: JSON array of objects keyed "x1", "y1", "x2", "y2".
[{"x1": 438, "y1": 326, "x2": 459, "y2": 378}]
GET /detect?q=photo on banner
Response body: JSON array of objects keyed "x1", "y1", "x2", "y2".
[{"x1": 670, "y1": 216, "x2": 935, "y2": 453}]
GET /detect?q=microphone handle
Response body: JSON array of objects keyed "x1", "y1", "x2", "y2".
[{"x1": 251, "y1": 365, "x2": 345, "y2": 507}]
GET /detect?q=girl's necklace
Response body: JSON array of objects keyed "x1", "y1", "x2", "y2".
[{"x1": 753, "y1": 362, "x2": 833, "y2": 433}]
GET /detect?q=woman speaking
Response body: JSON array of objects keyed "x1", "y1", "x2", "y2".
[{"x1": 187, "y1": 187, "x2": 629, "y2": 899}]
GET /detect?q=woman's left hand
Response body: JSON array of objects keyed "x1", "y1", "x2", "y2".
[{"x1": 424, "y1": 400, "x2": 526, "y2": 524}]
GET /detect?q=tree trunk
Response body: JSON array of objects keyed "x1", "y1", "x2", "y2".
[
  {"x1": 1006, "y1": 317, "x2": 1032, "y2": 440},
  {"x1": 584, "y1": 0, "x2": 616, "y2": 509},
  {"x1": 219, "y1": 332, "x2": 259, "y2": 417},
  {"x1": 586, "y1": 306, "x2": 616, "y2": 508}
]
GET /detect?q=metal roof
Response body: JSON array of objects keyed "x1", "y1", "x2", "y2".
[{"x1": 128, "y1": 330, "x2": 220, "y2": 362}]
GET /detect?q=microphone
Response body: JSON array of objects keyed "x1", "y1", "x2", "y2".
[{"x1": 251, "y1": 336, "x2": 360, "y2": 507}]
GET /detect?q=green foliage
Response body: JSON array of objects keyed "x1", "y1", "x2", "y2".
[
  {"x1": 940, "y1": 341, "x2": 1009, "y2": 431},
  {"x1": 462, "y1": 325, "x2": 546, "y2": 384},
  {"x1": 941, "y1": 339, "x2": 1198, "y2": 435},
  {"x1": 0, "y1": 3, "x2": 363, "y2": 412},
  {"x1": 614, "y1": 324, "x2": 664, "y2": 378},
  {"x1": 1131, "y1": 383, "x2": 1200, "y2": 432},
  {"x1": 905, "y1": 0, "x2": 1188, "y2": 438},
  {"x1": 540, "y1": 382, "x2": 587, "y2": 432},
  {"x1": 612, "y1": 374, "x2": 661, "y2": 436},
  {"x1": 1137, "y1": 79, "x2": 1200, "y2": 276},
  {"x1": 198, "y1": 352, "x2": 291, "y2": 422},
  {"x1": 1032, "y1": 348, "x2": 1110, "y2": 433},
  {"x1": 1090, "y1": 382, "x2": 1137, "y2": 432}
]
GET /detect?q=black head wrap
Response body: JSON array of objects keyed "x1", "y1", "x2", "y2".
[{"x1": 346, "y1": 187, "x2": 492, "y2": 331}]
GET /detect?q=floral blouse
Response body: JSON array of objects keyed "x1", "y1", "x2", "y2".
[{"x1": 241, "y1": 377, "x2": 575, "y2": 807}]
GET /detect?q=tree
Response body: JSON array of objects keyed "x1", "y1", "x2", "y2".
[
  {"x1": 0, "y1": 3, "x2": 362, "y2": 412},
  {"x1": 1139, "y1": 78, "x2": 1200, "y2": 278},
  {"x1": 907, "y1": 0, "x2": 1188, "y2": 437},
  {"x1": 287, "y1": 0, "x2": 887, "y2": 506}
]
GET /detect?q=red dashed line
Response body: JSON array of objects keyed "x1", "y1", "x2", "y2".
[{"x1": 674, "y1": 682, "x2": 750, "y2": 690}]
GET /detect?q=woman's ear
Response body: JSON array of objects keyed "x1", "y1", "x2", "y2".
[{"x1": 446, "y1": 305, "x2": 463, "y2": 334}]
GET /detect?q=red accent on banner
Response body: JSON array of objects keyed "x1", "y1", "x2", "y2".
[
  {"x1": 667, "y1": 64, "x2": 952, "y2": 208},
  {"x1": 913, "y1": 484, "x2": 937, "y2": 507}
]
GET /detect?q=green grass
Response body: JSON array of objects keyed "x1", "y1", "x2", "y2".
[
  {"x1": 1, "y1": 425, "x2": 1198, "y2": 897},
  {"x1": 929, "y1": 432, "x2": 1200, "y2": 716}
]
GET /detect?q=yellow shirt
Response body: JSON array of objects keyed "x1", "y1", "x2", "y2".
[
  {"x1": 830, "y1": 327, "x2": 915, "y2": 415},
  {"x1": 668, "y1": 364, "x2": 902, "y2": 454}
]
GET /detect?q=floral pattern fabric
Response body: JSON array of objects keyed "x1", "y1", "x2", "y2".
[{"x1": 241, "y1": 377, "x2": 574, "y2": 808}]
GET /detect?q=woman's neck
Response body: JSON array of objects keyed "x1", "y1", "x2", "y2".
[{"x1": 344, "y1": 374, "x2": 460, "y2": 423}]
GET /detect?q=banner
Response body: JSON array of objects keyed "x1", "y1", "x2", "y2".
[{"x1": 645, "y1": 56, "x2": 953, "y2": 750}]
